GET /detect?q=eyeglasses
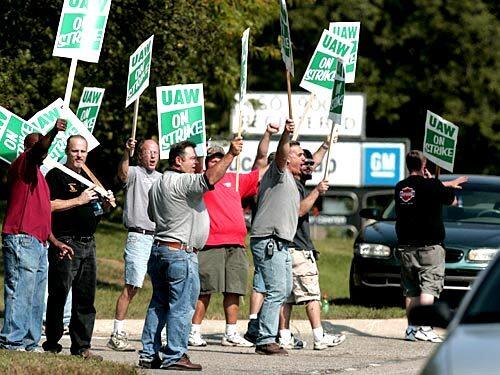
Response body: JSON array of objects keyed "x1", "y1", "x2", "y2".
[{"x1": 304, "y1": 161, "x2": 314, "y2": 166}]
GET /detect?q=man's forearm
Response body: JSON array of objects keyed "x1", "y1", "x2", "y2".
[
  {"x1": 51, "y1": 198, "x2": 83, "y2": 212},
  {"x1": 299, "y1": 188, "x2": 320, "y2": 216},
  {"x1": 313, "y1": 141, "x2": 329, "y2": 169},
  {"x1": 275, "y1": 129, "x2": 291, "y2": 171},
  {"x1": 30, "y1": 126, "x2": 59, "y2": 164},
  {"x1": 117, "y1": 152, "x2": 130, "y2": 183},
  {"x1": 205, "y1": 153, "x2": 236, "y2": 185}
]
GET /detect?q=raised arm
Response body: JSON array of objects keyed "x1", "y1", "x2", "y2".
[
  {"x1": 252, "y1": 123, "x2": 280, "y2": 170},
  {"x1": 117, "y1": 138, "x2": 136, "y2": 183},
  {"x1": 299, "y1": 180, "x2": 329, "y2": 216},
  {"x1": 275, "y1": 119, "x2": 294, "y2": 172},
  {"x1": 29, "y1": 119, "x2": 67, "y2": 164},
  {"x1": 204, "y1": 136, "x2": 243, "y2": 186}
]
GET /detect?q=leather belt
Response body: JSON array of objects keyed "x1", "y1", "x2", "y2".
[
  {"x1": 128, "y1": 227, "x2": 155, "y2": 235},
  {"x1": 154, "y1": 241, "x2": 198, "y2": 253}
]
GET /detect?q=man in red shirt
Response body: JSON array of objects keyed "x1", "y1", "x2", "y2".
[
  {"x1": 0, "y1": 119, "x2": 72, "y2": 351},
  {"x1": 189, "y1": 124, "x2": 278, "y2": 347}
]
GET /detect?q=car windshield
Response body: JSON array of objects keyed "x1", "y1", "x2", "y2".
[
  {"x1": 381, "y1": 184, "x2": 500, "y2": 225},
  {"x1": 460, "y1": 256, "x2": 500, "y2": 324}
]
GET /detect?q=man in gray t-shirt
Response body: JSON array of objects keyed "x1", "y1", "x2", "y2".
[
  {"x1": 139, "y1": 138, "x2": 242, "y2": 371},
  {"x1": 248, "y1": 119, "x2": 305, "y2": 356},
  {"x1": 108, "y1": 139, "x2": 161, "y2": 352}
]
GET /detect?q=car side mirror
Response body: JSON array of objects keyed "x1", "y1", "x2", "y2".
[
  {"x1": 408, "y1": 302, "x2": 453, "y2": 329},
  {"x1": 360, "y1": 208, "x2": 381, "y2": 220}
]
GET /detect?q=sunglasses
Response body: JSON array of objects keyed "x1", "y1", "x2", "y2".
[{"x1": 304, "y1": 160, "x2": 314, "y2": 166}]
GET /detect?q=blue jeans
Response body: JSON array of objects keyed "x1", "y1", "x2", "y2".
[
  {"x1": 0, "y1": 234, "x2": 48, "y2": 350},
  {"x1": 250, "y1": 237, "x2": 292, "y2": 345},
  {"x1": 139, "y1": 245, "x2": 200, "y2": 367}
]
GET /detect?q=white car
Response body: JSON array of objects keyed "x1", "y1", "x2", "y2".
[{"x1": 411, "y1": 252, "x2": 500, "y2": 375}]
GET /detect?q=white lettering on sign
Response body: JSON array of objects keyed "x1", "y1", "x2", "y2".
[
  {"x1": 370, "y1": 152, "x2": 395, "y2": 178},
  {"x1": 172, "y1": 110, "x2": 189, "y2": 129}
]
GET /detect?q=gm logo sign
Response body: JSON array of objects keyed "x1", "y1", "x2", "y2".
[{"x1": 363, "y1": 143, "x2": 405, "y2": 186}]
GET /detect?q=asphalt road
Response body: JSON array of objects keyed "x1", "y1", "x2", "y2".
[{"x1": 54, "y1": 319, "x2": 440, "y2": 374}]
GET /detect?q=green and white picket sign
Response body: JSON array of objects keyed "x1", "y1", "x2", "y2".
[
  {"x1": 328, "y1": 59, "x2": 346, "y2": 125},
  {"x1": 156, "y1": 84, "x2": 206, "y2": 160},
  {"x1": 53, "y1": 0, "x2": 112, "y2": 63},
  {"x1": 423, "y1": 110, "x2": 459, "y2": 172},
  {"x1": 300, "y1": 29, "x2": 352, "y2": 99},
  {"x1": 0, "y1": 107, "x2": 38, "y2": 164},
  {"x1": 279, "y1": 0, "x2": 294, "y2": 76},
  {"x1": 329, "y1": 22, "x2": 360, "y2": 84},
  {"x1": 126, "y1": 35, "x2": 154, "y2": 108},
  {"x1": 28, "y1": 98, "x2": 100, "y2": 163},
  {"x1": 76, "y1": 87, "x2": 105, "y2": 133},
  {"x1": 240, "y1": 28, "x2": 250, "y2": 105}
]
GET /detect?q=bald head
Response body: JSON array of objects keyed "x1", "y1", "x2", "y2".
[
  {"x1": 137, "y1": 139, "x2": 159, "y2": 171},
  {"x1": 24, "y1": 133, "x2": 42, "y2": 150}
]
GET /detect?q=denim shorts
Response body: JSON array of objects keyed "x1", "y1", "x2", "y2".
[{"x1": 124, "y1": 232, "x2": 154, "y2": 288}]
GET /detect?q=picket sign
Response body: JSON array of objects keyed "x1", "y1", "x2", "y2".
[
  {"x1": 324, "y1": 60, "x2": 346, "y2": 180},
  {"x1": 423, "y1": 110, "x2": 459, "y2": 172},
  {"x1": 156, "y1": 84, "x2": 206, "y2": 160},
  {"x1": 126, "y1": 35, "x2": 154, "y2": 157},
  {"x1": 279, "y1": 0, "x2": 294, "y2": 119},
  {"x1": 328, "y1": 22, "x2": 360, "y2": 84},
  {"x1": 0, "y1": 106, "x2": 38, "y2": 164},
  {"x1": 76, "y1": 87, "x2": 105, "y2": 133},
  {"x1": 236, "y1": 28, "x2": 250, "y2": 192}
]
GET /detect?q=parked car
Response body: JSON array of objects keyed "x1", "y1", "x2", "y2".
[
  {"x1": 349, "y1": 175, "x2": 500, "y2": 305},
  {"x1": 410, "y1": 251, "x2": 500, "y2": 374}
]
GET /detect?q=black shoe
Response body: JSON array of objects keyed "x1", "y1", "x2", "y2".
[
  {"x1": 74, "y1": 349, "x2": 103, "y2": 361},
  {"x1": 42, "y1": 341, "x2": 62, "y2": 354},
  {"x1": 243, "y1": 332, "x2": 257, "y2": 345},
  {"x1": 139, "y1": 356, "x2": 162, "y2": 369}
]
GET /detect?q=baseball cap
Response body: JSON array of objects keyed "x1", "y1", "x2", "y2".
[{"x1": 206, "y1": 145, "x2": 225, "y2": 160}]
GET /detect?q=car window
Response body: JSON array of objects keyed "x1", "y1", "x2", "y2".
[
  {"x1": 461, "y1": 257, "x2": 500, "y2": 324},
  {"x1": 381, "y1": 186, "x2": 500, "y2": 224},
  {"x1": 319, "y1": 194, "x2": 358, "y2": 216}
]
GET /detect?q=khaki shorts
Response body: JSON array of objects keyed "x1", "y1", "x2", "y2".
[
  {"x1": 397, "y1": 244, "x2": 445, "y2": 298},
  {"x1": 198, "y1": 246, "x2": 249, "y2": 296},
  {"x1": 287, "y1": 248, "x2": 321, "y2": 304}
]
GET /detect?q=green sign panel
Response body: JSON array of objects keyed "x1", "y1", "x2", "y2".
[
  {"x1": 156, "y1": 84, "x2": 206, "y2": 159},
  {"x1": 28, "y1": 98, "x2": 100, "y2": 163},
  {"x1": 126, "y1": 35, "x2": 154, "y2": 107},
  {"x1": 0, "y1": 107, "x2": 37, "y2": 164},
  {"x1": 423, "y1": 111, "x2": 459, "y2": 172},
  {"x1": 329, "y1": 22, "x2": 360, "y2": 84},
  {"x1": 279, "y1": 0, "x2": 294, "y2": 76},
  {"x1": 300, "y1": 29, "x2": 352, "y2": 98},
  {"x1": 240, "y1": 28, "x2": 250, "y2": 103},
  {"x1": 76, "y1": 87, "x2": 105, "y2": 133},
  {"x1": 328, "y1": 60, "x2": 346, "y2": 124},
  {"x1": 53, "y1": 0, "x2": 112, "y2": 63}
]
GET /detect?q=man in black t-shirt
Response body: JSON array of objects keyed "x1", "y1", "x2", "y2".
[
  {"x1": 42, "y1": 135, "x2": 115, "y2": 360},
  {"x1": 278, "y1": 144, "x2": 346, "y2": 351},
  {"x1": 395, "y1": 150, "x2": 466, "y2": 343}
]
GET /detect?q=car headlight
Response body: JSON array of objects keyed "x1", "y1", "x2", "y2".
[
  {"x1": 355, "y1": 243, "x2": 391, "y2": 258},
  {"x1": 467, "y1": 248, "x2": 499, "y2": 262}
]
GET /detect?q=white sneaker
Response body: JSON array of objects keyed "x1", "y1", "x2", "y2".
[
  {"x1": 414, "y1": 326, "x2": 443, "y2": 343},
  {"x1": 314, "y1": 333, "x2": 346, "y2": 350},
  {"x1": 107, "y1": 331, "x2": 134, "y2": 351},
  {"x1": 405, "y1": 326, "x2": 418, "y2": 341},
  {"x1": 221, "y1": 332, "x2": 254, "y2": 347},
  {"x1": 188, "y1": 331, "x2": 207, "y2": 347},
  {"x1": 279, "y1": 334, "x2": 307, "y2": 350}
]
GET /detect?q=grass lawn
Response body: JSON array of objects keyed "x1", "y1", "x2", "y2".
[
  {"x1": 0, "y1": 220, "x2": 405, "y2": 321},
  {"x1": 0, "y1": 351, "x2": 138, "y2": 374}
]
